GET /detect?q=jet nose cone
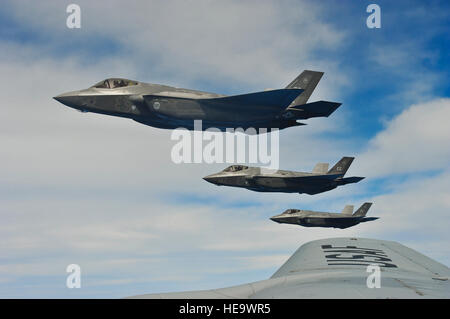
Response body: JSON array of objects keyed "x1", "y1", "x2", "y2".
[
  {"x1": 270, "y1": 215, "x2": 284, "y2": 223},
  {"x1": 53, "y1": 91, "x2": 82, "y2": 108},
  {"x1": 203, "y1": 174, "x2": 219, "y2": 184},
  {"x1": 53, "y1": 95, "x2": 66, "y2": 104}
]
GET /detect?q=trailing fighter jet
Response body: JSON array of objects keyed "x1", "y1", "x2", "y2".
[
  {"x1": 53, "y1": 70, "x2": 341, "y2": 132},
  {"x1": 128, "y1": 237, "x2": 450, "y2": 299},
  {"x1": 270, "y1": 203, "x2": 377, "y2": 229},
  {"x1": 203, "y1": 157, "x2": 364, "y2": 195}
]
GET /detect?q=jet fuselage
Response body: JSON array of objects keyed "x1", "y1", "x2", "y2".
[
  {"x1": 203, "y1": 165, "x2": 364, "y2": 195},
  {"x1": 54, "y1": 71, "x2": 341, "y2": 132},
  {"x1": 271, "y1": 210, "x2": 378, "y2": 229}
]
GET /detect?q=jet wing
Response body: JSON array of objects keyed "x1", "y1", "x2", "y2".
[
  {"x1": 144, "y1": 89, "x2": 303, "y2": 113},
  {"x1": 253, "y1": 173, "x2": 343, "y2": 184},
  {"x1": 268, "y1": 237, "x2": 450, "y2": 298},
  {"x1": 285, "y1": 173, "x2": 343, "y2": 181},
  {"x1": 201, "y1": 89, "x2": 303, "y2": 110},
  {"x1": 128, "y1": 238, "x2": 449, "y2": 299}
]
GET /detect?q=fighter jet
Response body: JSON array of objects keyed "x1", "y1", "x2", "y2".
[
  {"x1": 203, "y1": 157, "x2": 364, "y2": 195},
  {"x1": 53, "y1": 70, "x2": 341, "y2": 132},
  {"x1": 270, "y1": 203, "x2": 377, "y2": 229},
  {"x1": 128, "y1": 237, "x2": 450, "y2": 299}
]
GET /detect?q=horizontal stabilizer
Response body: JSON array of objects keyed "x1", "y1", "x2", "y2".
[
  {"x1": 281, "y1": 101, "x2": 341, "y2": 120},
  {"x1": 339, "y1": 176, "x2": 365, "y2": 185},
  {"x1": 360, "y1": 217, "x2": 379, "y2": 222},
  {"x1": 312, "y1": 163, "x2": 329, "y2": 174},
  {"x1": 206, "y1": 89, "x2": 303, "y2": 110}
]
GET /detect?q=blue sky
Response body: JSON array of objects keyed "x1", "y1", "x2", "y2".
[{"x1": 0, "y1": 0, "x2": 449, "y2": 298}]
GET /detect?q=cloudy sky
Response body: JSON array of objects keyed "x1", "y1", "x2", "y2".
[{"x1": 0, "y1": 0, "x2": 449, "y2": 298}]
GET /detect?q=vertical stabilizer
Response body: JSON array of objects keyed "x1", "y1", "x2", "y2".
[
  {"x1": 341, "y1": 205, "x2": 354, "y2": 215},
  {"x1": 353, "y1": 203, "x2": 373, "y2": 217},
  {"x1": 312, "y1": 163, "x2": 329, "y2": 174},
  {"x1": 327, "y1": 157, "x2": 355, "y2": 176},
  {"x1": 285, "y1": 70, "x2": 324, "y2": 106}
]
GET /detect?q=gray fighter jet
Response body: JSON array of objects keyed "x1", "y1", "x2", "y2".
[
  {"x1": 271, "y1": 203, "x2": 378, "y2": 229},
  {"x1": 128, "y1": 237, "x2": 450, "y2": 298},
  {"x1": 203, "y1": 157, "x2": 364, "y2": 195},
  {"x1": 53, "y1": 70, "x2": 341, "y2": 132}
]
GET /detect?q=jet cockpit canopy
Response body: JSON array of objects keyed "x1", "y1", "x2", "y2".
[
  {"x1": 92, "y1": 78, "x2": 138, "y2": 89},
  {"x1": 284, "y1": 209, "x2": 299, "y2": 215},
  {"x1": 223, "y1": 165, "x2": 249, "y2": 172}
]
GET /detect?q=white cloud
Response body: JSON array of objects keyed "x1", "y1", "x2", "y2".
[
  {"x1": 5, "y1": 0, "x2": 346, "y2": 92},
  {"x1": 354, "y1": 98, "x2": 450, "y2": 177}
]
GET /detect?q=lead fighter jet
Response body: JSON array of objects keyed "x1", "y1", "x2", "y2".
[
  {"x1": 54, "y1": 70, "x2": 340, "y2": 132},
  {"x1": 203, "y1": 157, "x2": 364, "y2": 195},
  {"x1": 270, "y1": 203, "x2": 377, "y2": 229}
]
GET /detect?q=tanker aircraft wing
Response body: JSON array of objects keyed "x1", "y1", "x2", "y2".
[{"x1": 129, "y1": 237, "x2": 449, "y2": 299}]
